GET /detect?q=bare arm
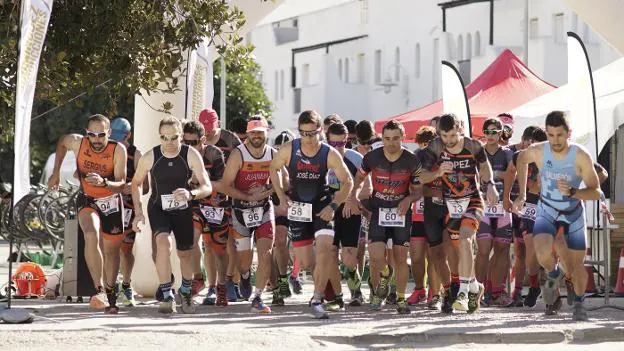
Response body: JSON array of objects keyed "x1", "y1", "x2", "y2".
[
  {"x1": 103, "y1": 143, "x2": 127, "y2": 193},
  {"x1": 221, "y1": 149, "x2": 262, "y2": 201},
  {"x1": 134, "y1": 149, "x2": 150, "y2": 195},
  {"x1": 569, "y1": 150, "x2": 602, "y2": 201},
  {"x1": 595, "y1": 163, "x2": 608, "y2": 185},
  {"x1": 515, "y1": 145, "x2": 541, "y2": 201},
  {"x1": 48, "y1": 134, "x2": 82, "y2": 189},
  {"x1": 269, "y1": 143, "x2": 292, "y2": 204},
  {"x1": 187, "y1": 147, "x2": 212, "y2": 200},
  {"x1": 327, "y1": 149, "x2": 354, "y2": 206},
  {"x1": 131, "y1": 151, "x2": 153, "y2": 218}
]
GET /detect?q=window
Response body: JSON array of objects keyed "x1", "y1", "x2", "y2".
[
  {"x1": 414, "y1": 43, "x2": 421, "y2": 78},
  {"x1": 475, "y1": 31, "x2": 481, "y2": 56},
  {"x1": 280, "y1": 70, "x2": 284, "y2": 100},
  {"x1": 466, "y1": 33, "x2": 472, "y2": 59},
  {"x1": 357, "y1": 53, "x2": 365, "y2": 83},
  {"x1": 553, "y1": 13, "x2": 565, "y2": 44},
  {"x1": 338, "y1": 59, "x2": 343, "y2": 81},
  {"x1": 292, "y1": 18, "x2": 298, "y2": 27},
  {"x1": 374, "y1": 49, "x2": 382, "y2": 84},
  {"x1": 457, "y1": 34, "x2": 463, "y2": 61},
  {"x1": 360, "y1": 0, "x2": 369, "y2": 25},
  {"x1": 394, "y1": 47, "x2": 401, "y2": 82},
  {"x1": 302, "y1": 64, "x2": 310, "y2": 86},
  {"x1": 530, "y1": 18, "x2": 539, "y2": 40},
  {"x1": 345, "y1": 58, "x2": 350, "y2": 83},
  {"x1": 274, "y1": 70, "x2": 278, "y2": 100}
]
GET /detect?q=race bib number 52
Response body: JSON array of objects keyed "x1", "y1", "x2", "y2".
[{"x1": 288, "y1": 202, "x2": 313, "y2": 222}]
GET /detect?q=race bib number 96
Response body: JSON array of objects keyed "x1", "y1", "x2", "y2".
[
  {"x1": 242, "y1": 207, "x2": 264, "y2": 228},
  {"x1": 288, "y1": 202, "x2": 313, "y2": 222},
  {"x1": 446, "y1": 198, "x2": 470, "y2": 219},
  {"x1": 378, "y1": 208, "x2": 406, "y2": 227}
]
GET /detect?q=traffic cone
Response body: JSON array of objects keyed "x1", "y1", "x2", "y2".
[
  {"x1": 584, "y1": 248, "x2": 598, "y2": 294},
  {"x1": 615, "y1": 248, "x2": 624, "y2": 297}
]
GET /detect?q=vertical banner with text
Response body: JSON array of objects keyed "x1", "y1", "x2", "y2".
[{"x1": 441, "y1": 61, "x2": 471, "y2": 137}]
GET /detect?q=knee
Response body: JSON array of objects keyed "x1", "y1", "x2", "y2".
[
  {"x1": 257, "y1": 247, "x2": 272, "y2": 262},
  {"x1": 177, "y1": 249, "x2": 192, "y2": 259}
]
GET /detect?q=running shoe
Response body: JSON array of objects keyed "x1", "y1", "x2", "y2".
[
  {"x1": 407, "y1": 288, "x2": 426, "y2": 306},
  {"x1": 251, "y1": 296, "x2": 271, "y2": 314},
  {"x1": 505, "y1": 292, "x2": 524, "y2": 307},
  {"x1": 104, "y1": 305, "x2": 119, "y2": 314},
  {"x1": 542, "y1": 269, "x2": 564, "y2": 306},
  {"x1": 279, "y1": 277, "x2": 292, "y2": 299},
  {"x1": 428, "y1": 295, "x2": 442, "y2": 311},
  {"x1": 158, "y1": 296, "x2": 176, "y2": 314},
  {"x1": 239, "y1": 274, "x2": 252, "y2": 301},
  {"x1": 370, "y1": 295, "x2": 383, "y2": 311},
  {"x1": 179, "y1": 291, "x2": 196, "y2": 314},
  {"x1": 289, "y1": 276, "x2": 303, "y2": 295},
  {"x1": 311, "y1": 301, "x2": 329, "y2": 319},
  {"x1": 572, "y1": 301, "x2": 588, "y2": 321},
  {"x1": 565, "y1": 278, "x2": 576, "y2": 306},
  {"x1": 226, "y1": 281, "x2": 238, "y2": 302},
  {"x1": 120, "y1": 287, "x2": 136, "y2": 307},
  {"x1": 452, "y1": 292, "x2": 469, "y2": 312},
  {"x1": 468, "y1": 283, "x2": 485, "y2": 314},
  {"x1": 376, "y1": 266, "x2": 394, "y2": 300},
  {"x1": 441, "y1": 290, "x2": 454, "y2": 314},
  {"x1": 202, "y1": 287, "x2": 216, "y2": 305},
  {"x1": 324, "y1": 295, "x2": 345, "y2": 312},
  {"x1": 216, "y1": 284, "x2": 228, "y2": 307},
  {"x1": 481, "y1": 290, "x2": 492, "y2": 307},
  {"x1": 490, "y1": 292, "x2": 513, "y2": 307},
  {"x1": 90, "y1": 291, "x2": 108, "y2": 309},
  {"x1": 191, "y1": 279, "x2": 205, "y2": 297},
  {"x1": 347, "y1": 273, "x2": 362, "y2": 293},
  {"x1": 396, "y1": 298, "x2": 411, "y2": 315},
  {"x1": 523, "y1": 287, "x2": 541, "y2": 308},
  {"x1": 544, "y1": 296, "x2": 562, "y2": 316},
  {"x1": 349, "y1": 290, "x2": 364, "y2": 307},
  {"x1": 272, "y1": 290, "x2": 285, "y2": 306}
]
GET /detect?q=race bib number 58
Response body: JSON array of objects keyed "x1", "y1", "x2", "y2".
[{"x1": 288, "y1": 202, "x2": 313, "y2": 222}]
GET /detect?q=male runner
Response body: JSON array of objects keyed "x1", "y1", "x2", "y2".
[
  {"x1": 419, "y1": 113, "x2": 499, "y2": 313},
  {"x1": 345, "y1": 120, "x2": 422, "y2": 314},
  {"x1": 48, "y1": 114, "x2": 128, "y2": 313},
  {"x1": 222, "y1": 116, "x2": 275, "y2": 313},
  {"x1": 512, "y1": 111, "x2": 602, "y2": 320},
  {"x1": 270, "y1": 110, "x2": 353, "y2": 319},
  {"x1": 131, "y1": 116, "x2": 212, "y2": 314}
]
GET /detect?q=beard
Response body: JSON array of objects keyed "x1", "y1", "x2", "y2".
[
  {"x1": 89, "y1": 141, "x2": 105, "y2": 151},
  {"x1": 249, "y1": 137, "x2": 266, "y2": 149}
]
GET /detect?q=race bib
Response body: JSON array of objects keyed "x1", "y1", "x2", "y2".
[
  {"x1": 161, "y1": 194, "x2": 188, "y2": 211},
  {"x1": 123, "y1": 208, "x2": 132, "y2": 228},
  {"x1": 484, "y1": 202, "x2": 505, "y2": 218},
  {"x1": 95, "y1": 195, "x2": 120, "y2": 216},
  {"x1": 446, "y1": 198, "x2": 470, "y2": 219},
  {"x1": 415, "y1": 199, "x2": 425, "y2": 215},
  {"x1": 432, "y1": 197, "x2": 444, "y2": 206},
  {"x1": 520, "y1": 203, "x2": 537, "y2": 220},
  {"x1": 288, "y1": 201, "x2": 313, "y2": 222},
  {"x1": 378, "y1": 208, "x2": 406, "y2": 227},
  {"x1": 200, "y1": 205, "x2": 225, "y2": 224},
  {"x1": 242, "y1": 207, "x2": 264, "y2": 228}
]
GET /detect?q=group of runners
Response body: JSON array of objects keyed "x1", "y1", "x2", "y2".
[{"x1": 47, "y1": 107, "x2": 606, "y2": 321}]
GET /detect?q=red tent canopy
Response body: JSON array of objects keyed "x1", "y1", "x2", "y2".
[{"x1": 374, "y1": 49, "x2": 556, "y2": 139}]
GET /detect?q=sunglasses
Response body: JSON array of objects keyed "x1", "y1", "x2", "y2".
[
  {"x1": 183, "y1": 139, "x2": 200, "y2": 146},
  {"x1": 483, "y1": 129, "x2": 501, "y2": 136},
  {"x1": 86, "y1": 130, "x2": 107, "y2": 138},
  {"x1": 299, "y1": 129, "x2": 321, "y2": 138},
  {"x1": 160, "y1": 134, "x2": 180, "y2": 142},
  {"x1": 328, "y1": 140, "x2": 347, "y2": 148}
]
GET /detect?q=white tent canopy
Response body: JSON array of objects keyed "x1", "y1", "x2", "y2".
[{"x1": 510, "y1": 56, "x2": 624, "y2": 157}]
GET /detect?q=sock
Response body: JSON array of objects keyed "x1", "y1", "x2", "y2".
[
  {"x1": 96, "y1": 285, "x2": 104, "y2": 294},
  {"x1": 312, "y1": 292, "x2": 324, "y2": 304},
  {"x1": 291, "y1": 258, "x2": 300, "y2": 278},
  {"x1": 347, "y1": 268, "x2": 358, "y2": 279},
  {"x1": 180, "y1": 278, "x2": 192, "y2": 295},
  {"x1": 548, "y1": 264, "x2": 561, "y2": 279},
  {"x1": 469, "y1": 278, "x2": 480, "y2": 294},
  {"x1": 252, "y1": 288, "x2": 262, "y2": 299},
  {"x1": 451, "y1": 274, "x2": 460, "y2": 285},
  {"x1": 160, "y1": 281, "x2": 173, "y2": 300},
  {"x1": 529, "y1": 274, "x2": 539, "y2": 288},
  {"x1": 381, "y1": 265, "x2": 390, "y2": 277},
  {"x1": 397, "y1": 292, "x2": 405, "y2": 300},
  {"x1": 574, "y1": 294, "x2": 585, "y2": 303},
  {"x1": 226, "y1": 275, "x2": 234, "y2": 283},
  {"x1": 122, "y1": 282, "x2": 131, "y2": 291},
  {"x1": 459, "y1": 277, "x2": 470, "y2": 295},
  {"x1": 105, "y1": 284, "x2": 117, "y2": 307},
  {"x1": 241, "y1": 271, "x2": 250, "y2": 280},
  {"x1": 193, "y1": 273, "x2": 203, "y2": 281},
  {"x1": 279, "y1": 274, "x2": 288, "y2": 283}
]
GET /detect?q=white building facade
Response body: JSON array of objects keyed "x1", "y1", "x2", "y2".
[{"x1": 249, "y1": 0, "x2": 621, "y2": 136}]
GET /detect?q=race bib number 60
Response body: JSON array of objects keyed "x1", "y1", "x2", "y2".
[
  {"x1": 288, "y1": 202, "x2": 313, "y2": 222},
  {"x1": 161, "y1": 194, "x2": 188, "y2": 211},
  {"x1": 378, "y1": 208, "x2": 406, "y2": 227},
  {"x1": 446, "y1": 198, "x2": 470, "y2": 219}
]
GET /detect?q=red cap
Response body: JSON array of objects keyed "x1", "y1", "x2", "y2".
[{"x1": 199, "y1": 108, "x2": 219, "y2": 132}]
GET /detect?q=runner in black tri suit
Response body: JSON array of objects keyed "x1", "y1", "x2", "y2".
[
  {"x1": 419, "y1": 113, "x2": 499, "y2": 314},
  {"x1": 131, "y1": 116, "x2": 212, "y2": 315},
  {"x1": 270, "y1": 110, "x2": 353, "y2": 319},
  {"x1": 346, "y1": 120, "x2": 422, "y2": 315}
]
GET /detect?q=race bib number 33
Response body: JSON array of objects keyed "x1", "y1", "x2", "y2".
[
  {"x1": 378, "y1": 208, "x2": 405, "y2": 227},
  {"x1": 288, "y1": 202, "x2": 313, "y2": 222}
]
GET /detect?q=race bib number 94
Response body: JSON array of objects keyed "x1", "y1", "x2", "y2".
[
  {"x1": 378, "y1": 208, "x2": 405, "y2": 227},
  {"x1": 95, "y1": 195, "x2": 120, "y2": 216},
  {"x1": 446, "y1": 198, "x2": 470, "y2": 219},
  {"x1": 161, "y1": 194, "x2": 188, "y2": 211},
  {"x1": 288, "y1": 202, "x2": 313, "y2": 222}
]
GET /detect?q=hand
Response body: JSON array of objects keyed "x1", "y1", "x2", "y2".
[
  {"x1": 173, "y1": 188, "x2": 191, "y2": 202},
  {"x1": 557, "y1": 179, "x2": 573, "y2": 197},
  {"x1": 503, "y1": 197, "x2": 512, "y2": 212},
  {"x1": 397, "y1": 197, "x2": 413, "y2": 216},
  {"x1": 318, "y1": 205, "x2": 335, "y2": 222},
  {"x1": 277, "y1": 196, "x2": 291, "y2": 216},
  {"x1": 47, "y1": 172, "x2": 60, "y2": 190},
  {"x1": 511, "y1": 196, "x2": 526, "y2": 214},
  {"x1": 122, "y1": 184, "x2": 133, "y2": 195},
  {"x1": 86, "y1": 173, "x2": 104, "y2": 186},
  {"x1": 343, "y1": 196, "x2": 361, "y2": 218},
  {"x1": 437, "y1": 162, "x2": 454, "y2": 176},
  {"x1": 486, "y1": 184, "x2": 499, "y2": 205},
  {"x1": 132, "y1": 213, "x2": 145, "y2": 233},
  {"x1": 247, "y1": 186, "x2": 273, "y2": 202}
]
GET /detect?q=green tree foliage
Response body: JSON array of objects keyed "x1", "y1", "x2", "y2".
[
  {"x1": 0, "y1": 0, "x2": 247, "y2": 182},
  {"x1": 213, "y1": 44, "x2": 273, "y2": 122}
]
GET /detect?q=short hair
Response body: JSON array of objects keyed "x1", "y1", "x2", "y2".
[
  {"x1": 87, "y1": 114, "x2": 110, "y2": 127},
  {"x1": 275, "y1": 130, "x2": 294, "y2": 145},
  {"x1": 183, "y1": 120, "x2": 205, "y2": 138},
  {"x1": 545, "y1": 110, "x2": 570, "y2": 131},
  {"x1": 532, "y1": 127, "x2": 547, "y2": 142},
  {"x1": 323, "y1": 114, "x2": 343, "y2": 127},
  {"x1": 159, "y1": 116, "x2": 183, "y2": 133},
  {"x1": 415, "y1": 126, "x2": 437, "y2": 144},
  {"x1": 522, "y1": 126, "x2": 539, "y2": 141},
  {"x1": 382, "y1": 120, "x2": 405, "y2": 136},
  {"x1": 438, "y1": 114, "x2": 461, "y2": 132},
  {"x1": 298, "y1": 110, "x2": 321, "y2": 128},
  {"x1": 326, "y1": 122, "x2": 348, "y2": 140},
  {"x1": 482, "y1": 117, "x2": 503, "y2": 131},
  {"x1": 344, "y1": 119, "x2": 358, "y2": 134},
  {"x1": 497, "y1": 112, "x2": 513, "y2": 121},
  {"x1": 229, "y1": 117, "x2": 248, "y2": 134},
  {"x1": 355, "y1": 120, "x2": 375, "y2": 142}
]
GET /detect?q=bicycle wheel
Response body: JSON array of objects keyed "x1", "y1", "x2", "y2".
[
  {"x1": 19, "y1": 193, "x2": 53, "y2": 247},
  {"x1": 38, "y1": 188, "x2": 71, "y2": 227},
  {"x1": 43, "y1": 195, "x2": 74, "y2": 242}
]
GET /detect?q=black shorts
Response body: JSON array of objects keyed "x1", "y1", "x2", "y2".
[
  {"x1": 148, "y1": 203, "x2": 194, "y2": 251},
  {"x1": 76, "y1": 192, "x2": 125, "y2": 241},
  {"x1": 512, "y1": 213, "x2": 522, "y2": 240},
  {"x1": 121, "y1": 196, "x2": 136, "y2": 243},
  {"x1": 410, "y1": 221, "x2": 426, "y2": 242},
  {"x1": 423, "y1": 198, "x2": 447, "y2": 247},
  {"x1": 368, "y1": 207, "x2": 412, "y2": 247},
  {"x1": 289, "y1": 200, "x2": 334, "y2": 248},
  {"x1": 192, "y1": 205, "x2": 230, "y2": 253},
  {"x1": 333, "y1": 204, "x2": 361, "y2": 248},
  {"x1": 275, "y1": 216, "x2": 289, "y2": 227}
]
